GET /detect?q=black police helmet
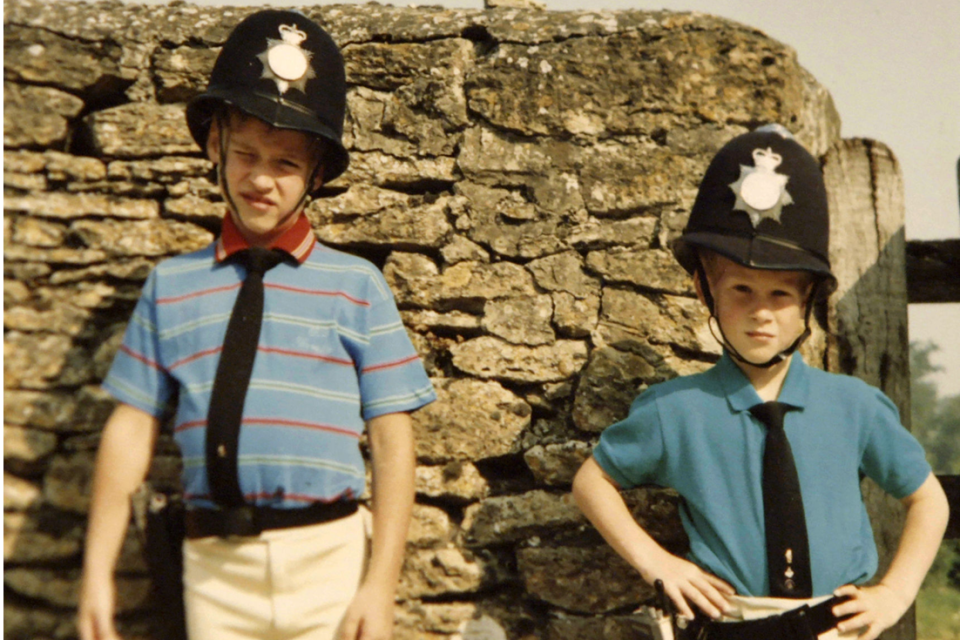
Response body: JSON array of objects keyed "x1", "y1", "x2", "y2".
[
  {"x1": 673, "y1": 124, "x2": 836, "y2": 293},
  {"x1": 186, "y1": 10, "x2": 349, "y2": 183}
]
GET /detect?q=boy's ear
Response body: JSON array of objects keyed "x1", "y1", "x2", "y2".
[
  {"x1": 693, "y1": 269, "x2": 709, "y2": 307},
  {"x1": 206, "y1": 119, "x2": 221, "y2": 165},
  {"x1": 312, "y1": 164, "x2": 325, "y2": 192}
]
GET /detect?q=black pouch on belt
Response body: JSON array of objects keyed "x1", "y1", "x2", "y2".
[{"x1": 133, "y1": 485, "x2": 187, "y2": 640}]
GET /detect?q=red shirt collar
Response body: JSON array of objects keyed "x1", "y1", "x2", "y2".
[{"x1": 215, "y1": 213, "x2": 316, "y2": 264}]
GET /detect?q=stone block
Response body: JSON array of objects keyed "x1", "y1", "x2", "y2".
[
  {"x1": 412, "y1": 378, "x2": 531, "y2": 463},
  {"x1": 546, "y1": 613, "x2": 659, "y2": 640},
  {"x1": 517, "y1": 544, "x2": 651, "y2": 613},
  {"x1": 2, "y1": 601, "x2": 66, "y2": 640},
  {"x1": 409, "y1": 503, "x2": 455, "y2": 548},
  {"x1": 84, "y1": 103, "x2": 196, "y2": 158},
  {"x1": 3, "y1": 389, "x2": 78, "y2": 429},
  {"x1": 455, "y1": 181, "x2": 566, "y2": 260},
  {"x1": 153, "y1": 46, "x2": 219, "y2": 103},
  {"x1": 4, "y1": 473, "x2": 42, "y2": 511},
  {"x1": 309, "y1": 185, "x2": 453, "y2": 249},
  {"x1": 415, "y1": 462, "x2": 490, "y2": 502},
  {"x1": 3, "y1": 24, "x2": 124, "y2": 92},
  {"x1": 436, "y1": 261, "x2": 538, "y2": 311},
  {"x1": 482, "y1": 295, "x2": 554, "y2": 346},
  {"x1": 451, "y1": 336, "x2": 588, "y2": 383},
  {"x1": 4, "y1": 512, "x2": 82, "y2": 563},
  {"x1": 586, "y1": 248, "x2": 693, "y2": 295},
  {"x1": 4, "y1": 84, "x2": 85, "y2": 148},
  {"x1": 4, "y1": 192, "x2": 158, "y2": 220},
  {"x1": 523, "y1": 441, "x2": 592, "y2": 487},
  {"x1": 4, "y1": 567, "x2": 150, "y2": 612},
  {"x1": 462, "y1": 490, "x2": 584, "y2": 545},
  {"x1": 42, "y1": 451, "x2": 96, "y2": 514},
  {"x1": 4, "y1": 332, "x2": 87, "y2": 390},
  {"x1": 10, "y1": 216, "x2": 67, "y2": 248},
  {"x1": 440, "y1": 235, "x2": 490, "y2": 265},
  {"x1": 334, "y1": 151, "x2": 457, "y2": 189},
  {"x1": 572, "y1": 345, "x2": 661, "y2": 433},
  {"x1": 399, "y1": 547, "x2": 492, "y2": 599},
  {"x1": 551, "y1": 291, "x2": 600, "y2": 339},
  {"x1": 458, "y1": 126, "x2": 580, "y2": 182},
  {"x1": 69, "y1": 218, "x2": 212, "y2": 256},
  {"x1": 580, "y1": 140, "x2": 700, "y2": 217},
  {"x1": 566, "y1": 215, "x2": 658, "y2": 250},
  {"x1": 526, "y1": 251, "x2": 601, "y2": 299},
  {"x1": 3, "y1": 425, "x2": 58, "y2": 465}
]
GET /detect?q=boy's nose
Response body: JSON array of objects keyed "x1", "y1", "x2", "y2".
[
  {"x1": 750, "y1": 299, "x2": 774, "y2": 318},
  {"x1": 249, "y1": 168, "x2": 274, "y2": 191}
]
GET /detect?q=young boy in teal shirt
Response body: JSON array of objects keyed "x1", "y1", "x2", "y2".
[{"x1": 573, "y1": 125, "x2": 948, "y2": 640}]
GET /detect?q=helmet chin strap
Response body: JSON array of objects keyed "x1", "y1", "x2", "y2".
[{"x1": 697, "y1": 263, "x2": 818, "y2": 369}]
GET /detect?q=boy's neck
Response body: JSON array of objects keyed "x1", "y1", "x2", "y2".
[
  {"x1": 733, "y1": 353, "x2": 793, "y2": 402},
  {"x1": 231, "y1": 210, "x2": 301, "y2": 248}
]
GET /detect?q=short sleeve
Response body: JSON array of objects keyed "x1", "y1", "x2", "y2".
[
  {"x1": 101, "y1": 271, "x2": 175, "y2": 417},
  {"x1": 592, "y1": 389, "x2": 665, "y2": 489},
  {"x1": 353, "y1": 287, "x2": 435, "y2": 420},
  {"x1": 860, "y1": 388, "x2": 931, "y2": 499}
]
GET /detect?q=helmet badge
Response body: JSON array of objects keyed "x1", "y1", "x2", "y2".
[
  {"x1": 257, "y1": 24, "x2": 316, "y2": 95},
  {"x1": 729, "y1": 147, "x2": 794, "y2": 227}
]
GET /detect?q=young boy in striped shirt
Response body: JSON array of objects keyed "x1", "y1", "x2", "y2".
[{"x1": 78, "y1": 11, "x2": 435, "y2": 640}]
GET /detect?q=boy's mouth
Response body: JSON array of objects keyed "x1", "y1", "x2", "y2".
[{"x1": 241, "y1": 192, "x2": 275, "y2": 210}]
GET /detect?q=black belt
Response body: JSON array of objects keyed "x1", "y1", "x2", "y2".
[
  {"x1": 691, "y1": 595, "x2": 852, "y2": 640},
  {"x1": 185, "y1": 501, "x2": 358, "y2": 539}
]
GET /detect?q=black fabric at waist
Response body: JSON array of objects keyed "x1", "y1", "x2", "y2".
[
  {"x1": 692, "y1": 595, "x2": 852, "y2": 640},
  {"x1": 185, "y1": 501, "x2": 358, "y2": 539}
]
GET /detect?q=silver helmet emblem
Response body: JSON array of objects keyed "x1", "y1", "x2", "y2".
[
  {"x1": 729, "y1": 147, "x2": 794, "y2": 226},
  {"x1": 257, "y1": 24, "x2": 316, "y2": 95}
]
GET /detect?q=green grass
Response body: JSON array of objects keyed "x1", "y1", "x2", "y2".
[{"x1": 916, "y1": 541, "x2": 960, "y2": 640}]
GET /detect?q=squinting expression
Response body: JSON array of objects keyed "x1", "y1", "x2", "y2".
[
  {"x1": 708, "y1": 257, "x2": 810, "y2": 367},
  {"x1": 207, "y1": 114, "x2": 321, "y2": 247}
]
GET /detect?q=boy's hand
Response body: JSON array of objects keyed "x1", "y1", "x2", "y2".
[
  {"x1": 832, "y1": 583, "x2": 911, "y2": 640},
  {"x1": 77, "y1": 576, "x2": 121, "y2": 640},
  {"x1": 643, "y1": 549, "x2": 735, "y2": 621},
  {"x1": 336, "y1": 583, "x2": 396, "y2": 640}
]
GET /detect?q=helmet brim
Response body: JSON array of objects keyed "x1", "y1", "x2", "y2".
[
  {"x1": 673, "y1": 231, "x2": 837, "y2": 293},
  {"x1": 186, "y1": 89, "x2": 350, "y2": 183}
]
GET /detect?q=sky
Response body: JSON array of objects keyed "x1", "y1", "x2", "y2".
[{"x1": 127, "y1": 0, "x2": 960, "y2": 395}]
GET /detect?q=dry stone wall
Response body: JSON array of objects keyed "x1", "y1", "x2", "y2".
[{"x1": 4, "y1": 1, "x2": 842, "y2": 638}]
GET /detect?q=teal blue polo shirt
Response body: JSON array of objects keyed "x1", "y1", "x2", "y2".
[{"x1": 593, "y1": 352, "x2": 931, "y2": 597}]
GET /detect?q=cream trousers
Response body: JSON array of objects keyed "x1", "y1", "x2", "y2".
[{"x1": 183, "y1": 509, "x2": 368, "y2": 640}]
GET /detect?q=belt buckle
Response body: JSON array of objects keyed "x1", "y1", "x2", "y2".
[
  {"x1": 780, "y1": 604, "x2": 816, "y2": 640},
  {"x1": 221, "y1": 506, "x2": 259, "y2": 537}
]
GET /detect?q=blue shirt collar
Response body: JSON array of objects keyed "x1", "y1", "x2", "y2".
[{"x1": 717, "y1": 351, "x2": 811, "y2": 413}]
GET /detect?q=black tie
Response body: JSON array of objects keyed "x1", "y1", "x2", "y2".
[
  {"x1": 750, "y1": 401, "x2": 812, "y2": 598},
  {"x1": 206, "y1": 247, "x2": 285, "y2": 507}
]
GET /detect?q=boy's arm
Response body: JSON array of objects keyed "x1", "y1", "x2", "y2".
[
  {"x1": 572, "y1": 456, "x2": 734, "y2": 620},
  {"x1": 78, "y1": 403, "x2": 160, "y2": 640},
  {"x1": 338, "y1": 411, "x2": 415, "y2": 640},
  {"x1": 833, "y1": 472, "x2": 949, "y2": 640}
]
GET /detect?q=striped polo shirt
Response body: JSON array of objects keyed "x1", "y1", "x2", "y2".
[{"x1": 103, "y1": 214, "x2": 436, "y2": 509}]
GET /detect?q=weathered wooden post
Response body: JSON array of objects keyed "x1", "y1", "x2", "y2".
[{"x1": 823, "y1": 138, "x2": 913, "y2": 640}]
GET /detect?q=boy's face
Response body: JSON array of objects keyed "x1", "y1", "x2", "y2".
[
  {"x1": 207, "y1": 113, "x2": 322, "y2": 247},
  {"x1": 701, "y1": 255, "x2": 811, "y2": 369}
]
